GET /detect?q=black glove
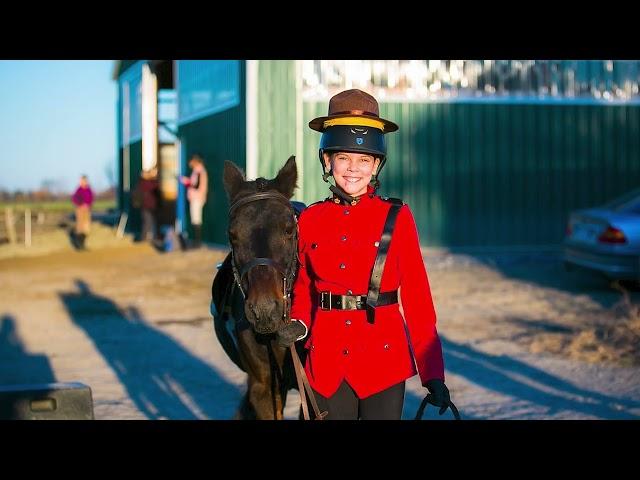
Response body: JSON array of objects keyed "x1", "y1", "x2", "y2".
[
  {"x1": 425, "y1": 379, "x2": 452, "y2": 415},
  {"x1": 276, "y1": 320, "x2": 307, "y2": 348}
]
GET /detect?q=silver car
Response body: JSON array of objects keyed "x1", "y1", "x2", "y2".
[{"x1": 563, "y1": 188, "x2": 640, "y2": 281}]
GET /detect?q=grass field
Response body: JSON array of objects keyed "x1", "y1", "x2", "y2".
[{"x1": 0, "y1": 199, "x2": 116, "y2": 213}]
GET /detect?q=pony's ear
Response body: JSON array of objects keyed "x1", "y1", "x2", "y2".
[
  {"x1": 223, "y1": 160, "x2": 246, "y2": 200},
  {"x1": 273, "y1": 156, "x2": 298, "y2": 199}
]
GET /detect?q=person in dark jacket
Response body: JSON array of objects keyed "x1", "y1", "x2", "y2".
[{"x1": 133, "y1": 168, "x2": 160, "y2": 242}]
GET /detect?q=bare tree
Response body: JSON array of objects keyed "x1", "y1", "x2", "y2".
[{"x1": 105, "y1": 159, "x2": 116, "y2": 189}]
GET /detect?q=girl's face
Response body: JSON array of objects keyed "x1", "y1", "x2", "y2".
[{"x1": 323, "y1": 151, "x2": 380, "y2": 197}]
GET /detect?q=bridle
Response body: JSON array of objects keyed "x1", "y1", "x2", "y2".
[{"x1": 228, "y1": 187, "x2": 299, "y2": 326}]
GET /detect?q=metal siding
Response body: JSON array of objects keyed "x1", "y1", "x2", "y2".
[
  {"x1": 266, "y1": 95, "x2": 640, "y2": 247},
  {"x1": 497, "y1": 104, "x2": 509, "y2": 244},
  {"x1": 256, "y1": 61, "x2": 297, "y2": 182},
  {"x1": 483, "y1": 104, "x2": 498, "y2": 245},
  {"x1": 576, "y1": 105, "x2": 591, "y2": 212},
  {"x1": 628, "y1": 107, "x2": 640, "y2": 193},
  {"x1": 177, "y1": 62, "x2": 246, "y2": 245},
  {"x1": 562, "y1": 105, "x2": 578, "y2": 235},
  {"x1": 301, "y1": 102, "x2": 329, "y2": 206},
  {"x1": 177, "y1": 61, "x2": 241, "y2": 126},
  {"x1": 511, "y1": 105, "x2": 525, "y2": 244},
  {"x1": 469, "y1": 104, "x2": 484, "y2": 247},
  {"x1": 124, "y1": 141, "x2": 143, "y2": 233}
]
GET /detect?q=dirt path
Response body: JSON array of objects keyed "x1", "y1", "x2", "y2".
[{"x1": 1, "y1": 243, "x2": 639, "y2": 419}]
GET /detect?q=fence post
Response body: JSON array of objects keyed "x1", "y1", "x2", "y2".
[
  {"x1": 5, "y1": 207, "x2": 17, "y2": 244},
  {"x1": 25, "y1": 208, "x2": 31, "y2": 247}
]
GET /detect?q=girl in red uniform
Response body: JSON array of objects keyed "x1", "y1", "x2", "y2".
[{"x1": 277, "y1": 89, "x2": 453, "y2": 419}]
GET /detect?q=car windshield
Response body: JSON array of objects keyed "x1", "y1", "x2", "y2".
[{"x1": 602, "y1": 187, "x2": 640, "y2": 213}]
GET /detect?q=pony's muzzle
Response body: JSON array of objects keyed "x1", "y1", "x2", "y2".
[{"x1": 245, "y1": 299, "x2": 284, "y2": 334}]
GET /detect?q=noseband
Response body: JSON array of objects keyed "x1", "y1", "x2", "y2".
[{"x1": 228, "y1": 188, "x2": 299, "y2": 323}]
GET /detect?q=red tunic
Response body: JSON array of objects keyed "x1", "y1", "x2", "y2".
[{"x1": 290, "y1": 186, "x2": 445, "y2": 399}]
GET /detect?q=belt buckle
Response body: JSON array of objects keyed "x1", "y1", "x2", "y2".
[
  {"x1": 320, "y1": 291, "x2": 332, "y2": 311},
  {"x1": 343, "y1": 295, "x2": 357, "y2": 310}
]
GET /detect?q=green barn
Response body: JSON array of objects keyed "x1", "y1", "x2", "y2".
[{"x1": 113, "y1": 60, "x2": 640, "y2": 248}]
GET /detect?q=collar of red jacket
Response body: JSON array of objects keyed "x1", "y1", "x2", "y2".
[{"x1": 329, "y1": 184, "x2": 376, "y2": 206}]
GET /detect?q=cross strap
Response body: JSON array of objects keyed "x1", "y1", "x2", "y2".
[{"x1": 365, "y1": 202, "x2": 403, "y2": 324}]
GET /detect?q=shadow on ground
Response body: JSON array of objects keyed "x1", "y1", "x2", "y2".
[
  {"x1": 0, "y1": 315, "x2": 56, "y2": 385},
  {"x1": 434, "y1": 335, "x2": 640, "y2": 419},
  {"x1": 59, "y1": 279, "x2": 241, "y2": 419}
]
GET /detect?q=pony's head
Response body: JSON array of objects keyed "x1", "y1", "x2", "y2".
[{"x1": 223, "y1": 156, "x2": 298, "y2": 334}]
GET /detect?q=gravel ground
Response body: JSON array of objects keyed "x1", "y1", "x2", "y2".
[{"x1": 1, "y1": 235, "x2": 638, "y2": 420}]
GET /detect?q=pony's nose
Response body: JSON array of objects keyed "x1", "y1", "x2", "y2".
[
  {"x1": 255, "y1": 299, "x2": 279, "y2": 319},
  {"x1": 248, "y1": 299, "x2": 280, "y2": 321}
]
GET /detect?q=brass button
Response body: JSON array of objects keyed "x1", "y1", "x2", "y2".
[
  {"x1": 343, "y1": 349, "x2": 349, "y2": 355},
  {"x1": 346, "y1": 290, "x2": 353, "y2": 295},
  {"x1": 345, "y1": 320, "x2": 351, "y2": 326},
  {"x1": 339, "y1": 263, "x2": 346, "y2": 269},
  {"x1": 341, "y1": 235, "x2": 347, "y2": 241},
  {"x1": 344, "y1": 210, "x2": 350, "y2": 215},
  {"x1": 384, "y1": 344, "x2": 390, "y2": 350},
  {"x1": 311, "y1": 243, "x2": 318, "y2": 249},
  {"x1": 374, "y1": 241, "x2": 380, "y2": 247}
]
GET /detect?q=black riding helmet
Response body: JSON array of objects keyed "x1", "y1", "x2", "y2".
[{"x1": 318, "y1": 125, "x2": 388, "y2": 188}]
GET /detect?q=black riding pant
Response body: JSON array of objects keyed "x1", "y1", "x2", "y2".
[{"x1": 310, "y1": 380, "x2": 405, "y2": 420}]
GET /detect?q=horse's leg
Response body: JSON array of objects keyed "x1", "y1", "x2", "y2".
[
  {"x1": 235, "y1": 393, "x2": 257, "y2": 420},
  {"x1": 236, "y1": 330, "x2": 287, "y2": 420}
]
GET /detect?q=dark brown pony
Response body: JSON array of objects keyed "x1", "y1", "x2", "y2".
[{"x1": 213, "y1": 156, "x2": 305, "y2": 419}]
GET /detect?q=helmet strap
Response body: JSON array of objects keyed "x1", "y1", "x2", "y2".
[{"x1": 329, "y1": 185, "x2": 358, "y2": 205}]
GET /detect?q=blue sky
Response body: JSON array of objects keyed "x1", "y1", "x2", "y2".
[{"x1": 0, "y1": 60, "x2": 116, "y2": 193}]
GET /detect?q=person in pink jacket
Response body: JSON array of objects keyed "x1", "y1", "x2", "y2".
[{"x1": 71, "y1": 175, "x2": 94, "y2": 250}]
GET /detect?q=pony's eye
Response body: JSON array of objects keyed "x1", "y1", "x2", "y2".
[{"x1": 284, "y1": 226, "x2": 294, "y2": 236}]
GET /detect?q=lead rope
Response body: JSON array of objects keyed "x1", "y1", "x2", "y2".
[
  {"x1": 290, "y1": 345, "x2": 327, "y2": 420},
  {"x1": 286, "y1": 229, "x2": 327, "y2": 420}
]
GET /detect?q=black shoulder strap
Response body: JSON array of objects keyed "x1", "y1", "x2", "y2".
[
  {"x1": 365, "y1": 202, "x2": 403, "y2": 324},
  {"x1": 379, "y1": 196, "x2": 404, "y2": 206}
]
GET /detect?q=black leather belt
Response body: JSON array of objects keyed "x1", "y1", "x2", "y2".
[{"x1": 319, "y1": 291, "x2": 398, "y2": 311}]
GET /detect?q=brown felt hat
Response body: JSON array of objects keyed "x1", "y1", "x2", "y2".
[{"x1": 308, "y1": 89, "x2": 399, "y2": 133}]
